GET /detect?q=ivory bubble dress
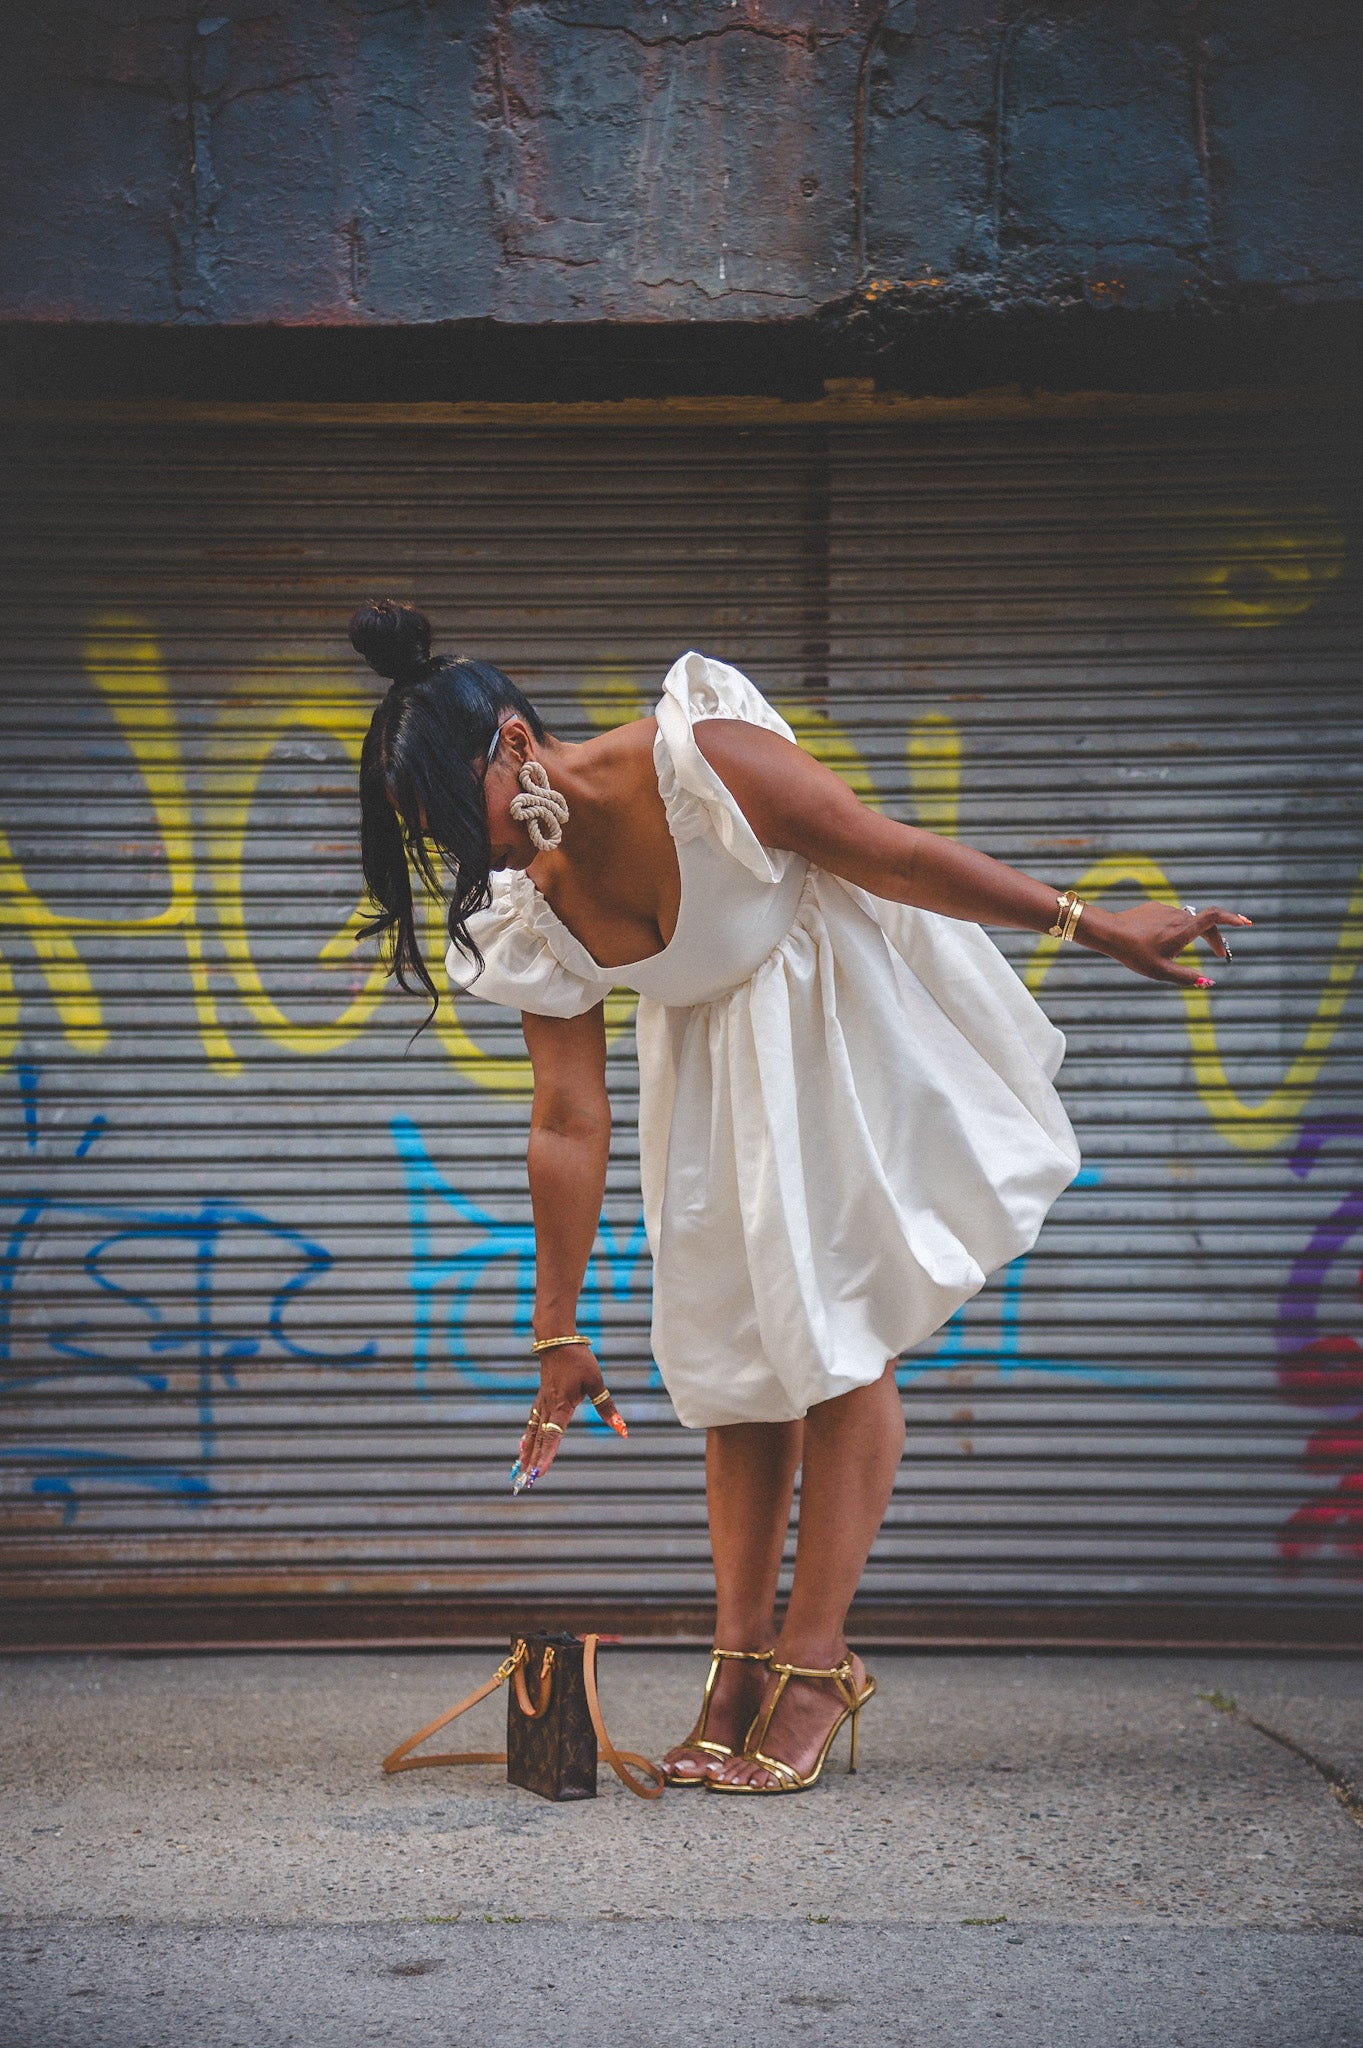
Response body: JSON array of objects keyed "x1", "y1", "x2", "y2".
[{"x1": 446, "y1": 652, "x2": 1080, "y2": 1428}]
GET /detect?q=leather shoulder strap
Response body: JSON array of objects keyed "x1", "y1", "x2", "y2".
[
  {"x1": 381, "y1": 1658, "x2": 512, "y2": 1774},
  {"x1": 582, "y1": 1633, "x2": 665, "y2": 1800}
]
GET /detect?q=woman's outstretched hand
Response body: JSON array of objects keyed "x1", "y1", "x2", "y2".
[
  {"x1": 1084, "y1": 903, "x2": 1252, "y2": 987},
  {"x1": 511, "y1": 1341, "x2": 627, "y2": 1494}
]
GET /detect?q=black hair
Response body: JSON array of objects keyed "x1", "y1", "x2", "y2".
[{"x1": 350, "y1": 599, "x2": 546, "y2": 1026}]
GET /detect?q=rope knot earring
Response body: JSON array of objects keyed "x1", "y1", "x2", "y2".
[{"x1": 510, "y1": 758, "x2": 571, "y2": 851}]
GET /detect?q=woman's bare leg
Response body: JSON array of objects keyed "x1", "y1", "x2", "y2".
[
  {"x1": 662, "y1": 1416, "x2": 802, "y2": 1780},
  {"x1": 714, "y1": 1361, "x2": 905, "y2": 1787}
]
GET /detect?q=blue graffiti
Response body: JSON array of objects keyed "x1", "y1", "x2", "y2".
[
  {"x1": 0, "y1": 1446, "x2": 213, "y2": 1528},
  {"x1": 896, "y1": 1165, "x2": 1159, "y2": 1391},
  {"x1": 3, "y1": 1068, "x2": 376, "y2": 1523},
  {"x1": 392, "y1": 1113, "x2": 653, "y2": 1423},
  {"x1": 393, "y1": 1121, "x2": 1140, "y2": 1407},
  {"x1": 17, "y1": 1062, "x2": 39, "y2": 1151}
]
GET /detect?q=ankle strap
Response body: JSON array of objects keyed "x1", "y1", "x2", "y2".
[
  {"x1": 712, "y1": 1646, "x2": 773, "y2": 1662},
  {"x1": 769, "y1": 1656, "x2": 856, "y2": 1683},
  {"x1": 769, "y1": 1655, "x2": 859, "y2": 1710}
]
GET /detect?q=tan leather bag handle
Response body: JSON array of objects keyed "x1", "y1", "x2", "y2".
[
  {"x1": 579, "y1": 1634, "x2": 665, "y2": 1799},
  {"x1": 381, "y1": 1634, "x2": 664, "y2": 1800}
]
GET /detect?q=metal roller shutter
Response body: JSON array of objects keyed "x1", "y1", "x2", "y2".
[{"x1": 1, "y1": 393, "x2": 1358, "y2": 1647}]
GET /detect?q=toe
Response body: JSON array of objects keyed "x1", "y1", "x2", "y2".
[{"x1": 665, "y1": 1748, "x2": 716, "y2": 1781}]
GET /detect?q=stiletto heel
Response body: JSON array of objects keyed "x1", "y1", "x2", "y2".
[
  {"x1": 707, "y1": 1654, "x2": 877, "y2": 1795},
  {"x1": 848, "y1": 1702, "x2": 861, "y2": 1774},
  {"x1": 662, "y1": 1646, "x2": 772, "y2": 1787}
]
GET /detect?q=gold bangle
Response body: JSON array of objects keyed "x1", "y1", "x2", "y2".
[
  {"x1": 1049, "y1": 889, "x2": 1086, "y2": 942},
  {"x1": 530, "y1": 1333, "x2": 590, "y2": 1354}
]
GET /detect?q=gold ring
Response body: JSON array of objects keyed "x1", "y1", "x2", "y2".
[
  {"x1": 540, "y1": 1420, "x2": 565, "y2": 1437},
  {"x1": 588, "y1": 1389, "x2": 613, "y2": 1409},
  {"x1": 526, "y1": 1408, "x2": 541, "y2": 1425}
]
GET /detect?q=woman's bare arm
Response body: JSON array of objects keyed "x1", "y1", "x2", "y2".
[
  {"x1": 516, "y1": 1003, "x2": 624, "y2": 1487},
  {"x1": 694, "y1": 720, "x2": 1249, "y2": 988}
]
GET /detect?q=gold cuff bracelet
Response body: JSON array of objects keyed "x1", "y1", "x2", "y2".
[{"x1": 1048, "y1": 888, "x2": 1086, "y2": 943}]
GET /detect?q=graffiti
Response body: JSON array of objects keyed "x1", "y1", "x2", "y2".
[
  {"x1": 1025, "y1": 853, "x2": 1363, "y2": 1155},
  {"x1": 1, "y1": 1069, "x2": 373, "y2": 1523},
  {"x1": 2, "y1": 618, "x2": 1357, "y2": 1159},
  {"x1": 392, "y1": 1108, "x2": 1136, "y2": 1410},
  {"x1": 896, "y1": 1167, "x2": 1164, "y2": 1393},
  {"x1": 1275, "y1": 1120, "x2": 1363, "y2": 1569},
  {"x1": 391, "y1": 1113, "x2": 650, "y2": 1423},
  {"x1": 2, "y1": 593, "x2": 1359, "y2": 1581},
  {"x1": 0, "y1": 620, "x2": 235, "y2": 1071},
  {"x1": 1181, "y1": 513, "x2": 1345, "y2": 629},
  {"x1": 0, "y1": 1447, "x2": 212, "y2": 1530},
  {"x1": 0, "y1": 625, "x2": 956, "y2": 1092}
]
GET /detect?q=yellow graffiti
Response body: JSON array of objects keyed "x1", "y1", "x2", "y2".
[
  {"x1": 775, "y1": 698, "x2": 882, "y2": 808},
  {"x1": 1025, "y1": 853, "x2": 1363, "y2": 1153},
  {"x1": 580, "y1": 663, "x2": 647, "y2": 732},
  {"x1": 1183, "y1": 515, "x2": 1345, "y2": 629},
  {"x1": 202, "y1": 663, "x2": 390, "y2": 1055},
  {"x1": 0, "y1": 617, "x2": 237, "y2": 1072},
  {"x1": 0, "y1": 825, "x2": 107, "y2": 1062},
  {"x1": 425, "y1": 887, "x2": 534, "y2": 1094},
  {"x1": 4, "y1": 627, "x2": 1354, "y2": 1155},
  {"x1": 85, "y1": 620, "x2": 236, "y2": 1070},
  {"x1": 907, "y1": 713, "x2": 960, "y2": 835}
]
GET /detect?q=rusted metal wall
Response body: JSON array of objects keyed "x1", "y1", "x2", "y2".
[
  {"x1": 2, "y1": 3, "x2": 1358, "y2": 329},
  {"x1": 0, "y1": 391, "x2": 1359, "y2": 1646}
]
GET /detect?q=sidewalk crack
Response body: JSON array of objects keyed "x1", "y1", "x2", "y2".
[{"x1": 1198, "y1": 1691, "x2": 1363, "y2": 1832}]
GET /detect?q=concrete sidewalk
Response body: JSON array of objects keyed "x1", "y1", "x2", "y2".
[{"x1": 2, "y1": 1649, "x2": 1361, "y2": 2045}]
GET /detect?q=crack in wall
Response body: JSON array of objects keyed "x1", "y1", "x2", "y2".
[
  {"x1": 541, "y1": 14, "x2": 856, "y2": 54},
  {"x1": 853, "y1": 0, "x2": 915, "y2": 286},
  {"x1": 1199, "y1": 1691, "x2": 1363, "y2": 1833},
  {"x1": 635, "y1": 275, "x2": 809, "y2": 300}
]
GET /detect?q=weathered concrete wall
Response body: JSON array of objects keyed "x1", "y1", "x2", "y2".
[{"x1": 1, "y1": 1, "x2": 1358, "y2": 326}]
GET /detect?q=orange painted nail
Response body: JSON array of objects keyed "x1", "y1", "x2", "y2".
[{"x1": 610, "y1": 1415, "x2": 629, "y2": 1438}]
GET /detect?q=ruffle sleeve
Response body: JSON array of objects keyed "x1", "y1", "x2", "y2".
[
  {"x1": 445, "y1": 869, "x2": 613, "y2": 1019},
  {"x1": 653, "y1": 651, "x2": 798, "y2": 885}
]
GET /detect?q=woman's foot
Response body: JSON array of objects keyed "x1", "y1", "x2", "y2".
[
  {"x1": 710, "y1": 1650, "x2": 871, "y2": 1790},
  {"x1": 662, "y1": 1648, "x2": 773, "y2": 1784}
]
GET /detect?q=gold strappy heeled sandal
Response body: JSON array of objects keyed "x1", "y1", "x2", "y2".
[
  {"x1": 662, "y1": 1646, "x2": 773, "y2": 1787},
  {"x1": 706, "y1": 1653, "x2": 876, "y2": 1795}
]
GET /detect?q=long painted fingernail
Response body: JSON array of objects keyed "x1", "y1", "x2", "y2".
[
  {"x1": 1223, "y1": 943, "x2": 1232, "y2": 958},
  {"x1": 610, "y1": 1415, "x2": 628, "y2": 1438},
  {"x1": 509, "y1": 1459, "x2": 522, "y2": 1483},
  {"x1": 1195, "y1": 976, "x2": 1215, "y2": 988}
]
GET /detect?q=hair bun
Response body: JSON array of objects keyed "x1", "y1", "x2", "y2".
[{"x1": 349, "y1": 599, "x2": 433, "y2": 682}]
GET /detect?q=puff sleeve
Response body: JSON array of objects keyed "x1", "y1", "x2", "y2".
[
  {"x1": 652, "y1": 651, "x2": 799, "y2": 886},
  {"x1": 445, "y1": 870, "x2": 613, "y2": 1018}
]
